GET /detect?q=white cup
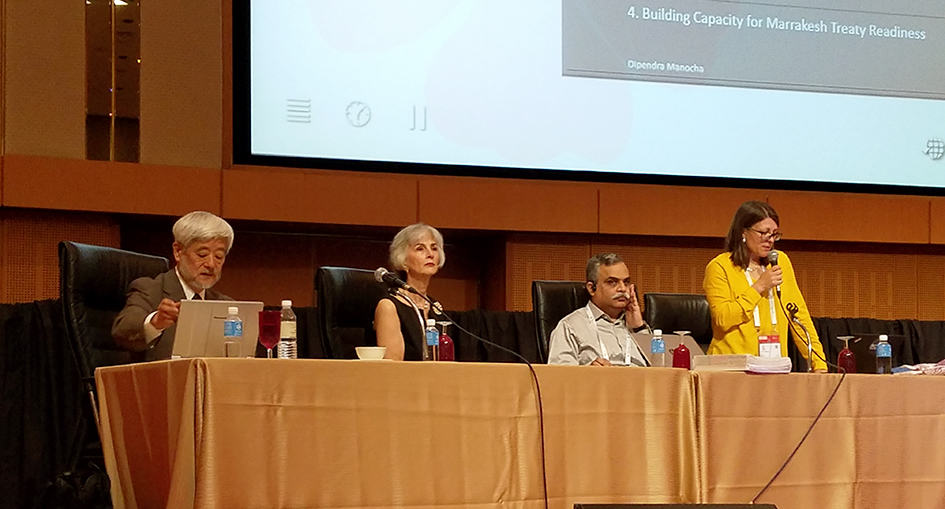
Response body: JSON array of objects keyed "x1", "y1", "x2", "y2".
[{"x1": 355, "y1": 346, "x2": 387, "y2": 360}]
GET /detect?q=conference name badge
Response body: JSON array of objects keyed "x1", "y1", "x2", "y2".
[{"x1": 758, "y1": 335, "x2": 781, "y2": 359}]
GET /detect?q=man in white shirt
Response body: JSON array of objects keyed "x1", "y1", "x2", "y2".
[
  {"x1": 111, "y1": 211, "x2": 233, "y2": 361},
  {"x1": 547, "y1": 253, "x2": 650, "y2": 366}
]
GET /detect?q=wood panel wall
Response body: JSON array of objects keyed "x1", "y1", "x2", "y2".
[
  {"x1": 115, "y1": 218, "x2": 495, "y2": 310},
  {"x1": 1, "y1": 0, "x2": 85, "y2": 159},
  {"x1": 0, "y1": 209, "x2": 119, "y2": 303},
  {"x1": 505, "y1": 235, "x2": 945, "y2": 321},
  {"x1": 4, "y1": 0, "x2": 945, "y2": 322},
  {"x1": 5, "y1": 204, "x2": 945, "y2": 324}
]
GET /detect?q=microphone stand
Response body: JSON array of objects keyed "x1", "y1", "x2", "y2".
[
  {"x1": 785, "y1": 302, "x2": 813, "y2": 373},
  {"x1": 794, "y1": 318, "x2": 814, "y2": 373}
]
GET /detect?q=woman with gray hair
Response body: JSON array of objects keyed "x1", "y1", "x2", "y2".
[{"x1": 374, "y1": 223, "x2": 446, "y2": 360}]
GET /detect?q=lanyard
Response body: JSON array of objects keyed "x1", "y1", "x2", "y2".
[
  {"x1": 396, "y1": 289, "x2": 427, "y2": 332},
  {"x1": 584, "y1": 305, "x2": 646, "y2": 366},
  {"x1": 744, "y1": 268, "x2": 777, "y2": 330}
]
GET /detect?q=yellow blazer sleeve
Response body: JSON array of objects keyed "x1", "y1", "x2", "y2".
[
  {"x1": 778, "y1": 254, "x2": 827, "y2": 371},
  {"x1": 703, "y1": 255, "x2": 764, "y2": 334}
]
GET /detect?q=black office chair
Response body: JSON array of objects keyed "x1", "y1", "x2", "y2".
[
  {"x1": 531, "y1": 280, "x2": 590, "y2": 363},
  {"x1": 316, "y1": 266, "x2": 389, "y2": 359},
  {"x1": 642, "y1": 293, "x2": 713, "y2": 349},
  {"x1": 56, "y1": 241, "x2": 169, "y2": 504},
  {"x1": 59, "y1": 241, "x2": 169, "y2": 424}
]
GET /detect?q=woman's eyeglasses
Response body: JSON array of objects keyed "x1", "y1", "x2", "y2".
[{"x1": 749, "y1": 228, "x2": 782, "y2": 242}]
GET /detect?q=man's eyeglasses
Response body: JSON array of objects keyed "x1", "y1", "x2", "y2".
[{"x1": 749, "y1": 228, "x2": 782, "y2": 242}]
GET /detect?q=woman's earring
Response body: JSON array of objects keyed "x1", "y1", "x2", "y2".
[{"x1": 742, "y1": 236, "x2": 746, "y2": 243}]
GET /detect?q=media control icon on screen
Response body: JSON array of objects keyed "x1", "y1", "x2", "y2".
[
  {"x1": 410, "y1": 105, "x2": 427, "y2": 132},
  {"x1": 286, "y1": 98, "x2": 311, "y2": 124},
  {"x1": 346, "y1": 101, "x2": 372, "y2": 127},
  {"x1": 925, "y1": 139, "x2": 944, "y2": 160}
]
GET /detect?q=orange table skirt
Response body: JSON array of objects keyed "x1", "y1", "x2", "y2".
[{"x1": 96, "y1": 359, "x2": 945, "y2": 508}]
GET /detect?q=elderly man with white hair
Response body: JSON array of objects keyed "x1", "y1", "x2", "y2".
[{"x1": 112, "y1": 211, "x2": 234, "y2": 361}]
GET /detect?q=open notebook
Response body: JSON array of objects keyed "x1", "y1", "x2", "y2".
[{"x1": 172, "y1": 299, "x2": 265, "y2": 358}]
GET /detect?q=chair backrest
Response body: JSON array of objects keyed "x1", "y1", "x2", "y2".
[
  {"x1": 59, "y1": 241, "x2": 169, "y2": 375},
  {"x1": 643, "y1": 293, "x2": 713, "y2": 348},
  {"x1": 316, "y1": 266, "x2": 389, "y2": 359},
  {"x1": 531, "y1": 280, "x2": 590, "y2": 363}
]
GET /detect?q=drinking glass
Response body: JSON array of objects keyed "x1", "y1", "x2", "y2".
[
  {"x1": 672, "y1": 331, "x2": 692, "y2": 369},
  {"x1": 258, "y1": 310, "x2": 281, "y2": 358},
  {"x1": 837, "y1": 336, "x2": 857, "y2": 373},
  {"x1": 436, "y1": 321, "x2": 455, "y2": 361}
]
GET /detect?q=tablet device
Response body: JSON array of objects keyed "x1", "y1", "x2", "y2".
[{"x1": 173, "y1": 299, "x2": 264, "y2": 358}]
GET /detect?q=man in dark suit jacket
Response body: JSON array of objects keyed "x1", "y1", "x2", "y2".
[{"x1": 112, "y1": 211, "x2": 234, "y2": 361}]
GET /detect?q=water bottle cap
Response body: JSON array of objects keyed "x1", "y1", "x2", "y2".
[
  {"x1": 426, "y1": 318, "x2": 436, "y2": 326},
  {"x1": 879, "y1": 334, "x2": 888, "y2": 341},
  {"x1": 227, "y1": 306, "x2": 239, "y2": 315},
  {"x1": 281, "y1": 300, "x2": 292, "y2": 307},
  {"x1": 652, "y1": 329, "x2": 662, "y2": 336}
]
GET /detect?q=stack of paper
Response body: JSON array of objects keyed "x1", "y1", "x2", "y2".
[
  {"x1": 692, "y1": 354, "x2": 751, "y2": 371},
  {"x1": 746, "y1": 355, "x2": 793, "y2": 374},
  {"x1": 692, "y1": 354, "x2": 792, "y2": 374}
]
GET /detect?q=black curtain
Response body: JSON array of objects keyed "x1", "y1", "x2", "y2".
[
  {"x1": 446, "y1": 310, "x2": 540, "y2": 363},
  {"x1": 0, "y1": 300, "x2": 108, "y2": 509},
  {"x1": 293, "y1": 306, "x2": 540, "y2": 363},
  {"x1": 812, "y1": 317, "x2": 923, "y2": 372}
]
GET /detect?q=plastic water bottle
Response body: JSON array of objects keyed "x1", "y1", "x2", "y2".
[
  {"x1": 424, "y1": 318, "x2": 439, "y2": 361},
  {"x1": 875, "y1": 334, "x2": 892, "y2": 374},
  {"x1": 222, "y1": 306, "x2": 242, "y2": 358},
  {"x1": 650, "y1": 328, "x2": 666, "y2": 367},
  {"x1": 277, "y1": 299, "x2": 298, "y2": 359}
]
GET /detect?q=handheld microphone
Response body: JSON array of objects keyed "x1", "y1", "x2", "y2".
[
  {"x1": 767, "y1": 250, "x2": 781, "y2": 298},
  {"x1": 374, "y1": 267, "x2": 421, "y2": 295}
]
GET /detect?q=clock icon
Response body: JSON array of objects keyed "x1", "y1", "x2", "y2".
[{"x1": 345, "y1": 101, "x2": 372, "y2": 127}]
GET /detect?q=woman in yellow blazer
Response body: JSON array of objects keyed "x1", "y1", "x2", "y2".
[{"x1": 703, "y1": 201, "x2": 827, "y2": 371}]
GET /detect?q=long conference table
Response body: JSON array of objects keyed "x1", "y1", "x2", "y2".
[{"x1": 95, "y1": 359, "x2": 945, "y2": 509}]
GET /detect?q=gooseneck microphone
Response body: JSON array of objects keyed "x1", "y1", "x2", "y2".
[
  {"x1": 767, "y1": 250, "x2": 781, "y2": 298},
  {"x1": 374, "y1": 267, "x2": 422, "y2": 295},
  {"x1": 785, "y1": 302, "x2": 813, "y2": 372}
]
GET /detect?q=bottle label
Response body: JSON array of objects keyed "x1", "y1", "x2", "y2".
[
  {"x1": 426, "y1": 329, "x2": 439, "y2": 346},
  {"x1": 651, "y1": 338, "x2": 665, "y2": 354},
  {"x1": 280, "y1": 321, "x2": 297, "y2": 339},
  {"x1": 223, "y1": 320, "x2": 243, "y2": 338},
  {"x1": 876, "y1": 342, "x2": 892, "y2": 358}
]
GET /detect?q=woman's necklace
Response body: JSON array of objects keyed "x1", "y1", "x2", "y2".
[{"x1": 409, "y1": 294, "x2": 430, "y2": 311}]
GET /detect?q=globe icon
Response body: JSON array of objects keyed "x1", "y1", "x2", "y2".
[{"x1": 926, "y1": 139, "x2": 945, "y2": 160}]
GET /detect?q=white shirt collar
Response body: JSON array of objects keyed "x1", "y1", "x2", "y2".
[
  {"x1": 586, "y1": 300, "x2": 624, "y2": 324},
  {"x1": 175, "y1": 267, "x2": 204, "y2": 300}
]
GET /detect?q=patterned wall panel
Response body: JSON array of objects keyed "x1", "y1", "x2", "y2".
[
  {"x1": 508, "y1": 235, "x2": 945, "y2": 320},
  {"x1": 915, "y1": 254, "x2": 945, "y2": 320},
  {"x1": 789, "y1": 250, "x2": 918, "y2": 319},
  {"x1": 789, "y1": 250, "x2": 918, "y2": 320},
  {"x1": 593, "y1": 241, "x2": 721, "y2": 298},
  {"x1": 0, "y1": 211, "x2": 119, "y2": 303},
  {"x1": 507, "y1": 237, "x2": 590, "y2": 311}
]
